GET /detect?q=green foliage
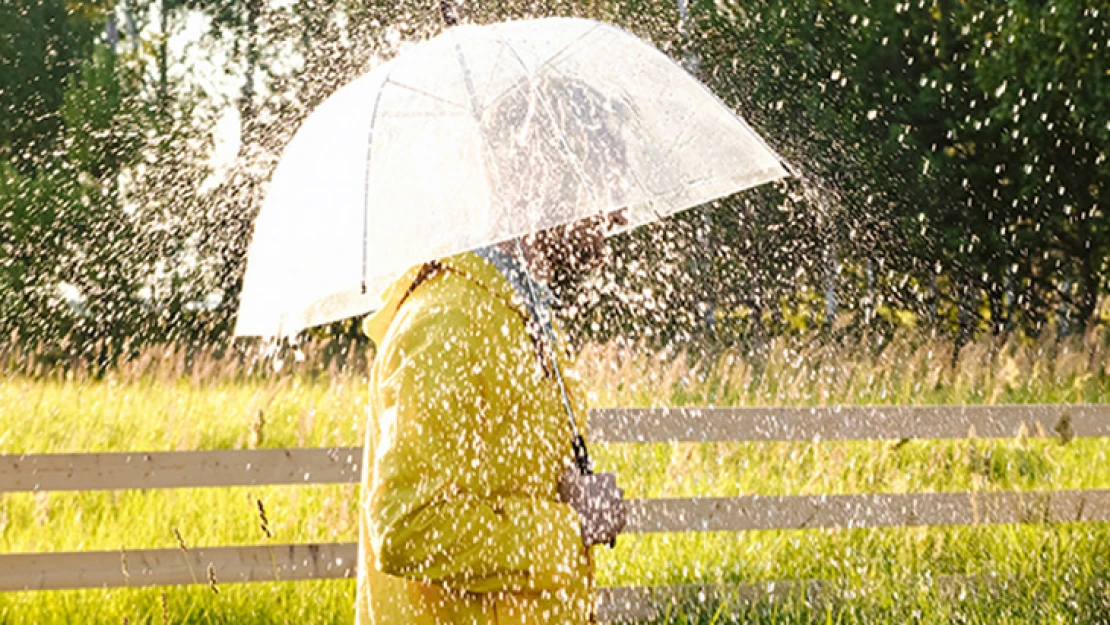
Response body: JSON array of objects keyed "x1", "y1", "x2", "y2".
[
  {"x1": 0, "y1": 0, "x2": 108, "y2": 173},
  {"x1": 972, "y1": 0, "x2": 1110, "y2": 326},
  {"x1": 685, "y1": 0, "x2": 1110, "y2": 340},
  {"x1": 1, "y1": 0, "x2": 1108, "y2": 364},
  {"x1": 0, "y1": 40, "x2": 150, "y2": 368}
]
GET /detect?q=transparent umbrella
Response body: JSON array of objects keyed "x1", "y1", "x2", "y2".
[{"x1": 234, "y1": 16, "x2": 789, "y2": 337}]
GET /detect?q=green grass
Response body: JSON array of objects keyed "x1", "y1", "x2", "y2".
[{"x1": 3, "y1": 331, "x2": 1110, "y2": 623}]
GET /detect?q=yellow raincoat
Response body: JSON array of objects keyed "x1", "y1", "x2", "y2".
[{"x1": 357, "y1": 251, "x2": 594, "y2": 625}]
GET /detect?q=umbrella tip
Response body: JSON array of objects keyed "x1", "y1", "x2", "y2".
[{"x1": 440, "y1": 0, "x2": 458, "y2": 27}]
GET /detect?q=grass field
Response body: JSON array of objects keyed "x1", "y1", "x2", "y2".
[{"x1": 3, "y1": 331, "x2": 1110, "y2": 623}]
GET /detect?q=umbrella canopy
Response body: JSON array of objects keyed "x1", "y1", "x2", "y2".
[{"x1": 234, "y1": 17, "x2": 788, "y2": 337}]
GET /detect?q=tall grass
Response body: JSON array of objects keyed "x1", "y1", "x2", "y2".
[
  {"x1": 576, "y1": 327, "x2": 1110, "y2": 408},
  {"x1": 2, "y1": 329, "x2": 1110, "y2": 623}
]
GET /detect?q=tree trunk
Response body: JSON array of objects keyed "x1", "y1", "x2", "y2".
[
  {"x1": 157, "y1": 0, "x2": 170, "y2": 114},
  {"x1": 1077, "y1": 240, "x2": 1099, "y2": 329},
  {"x1": 104, "y1": 14, "x2": 119, "y2": 54},
  {"x1": 988, "y1": 279, "x2": 1004, "y2": 336},
  {"x1": 864, "y1": 258, "x2": 875, "y2": 325},
  {"x1": 824, "y1": 241, "x2": 837, "y2": 328},
  {"x1": 1057, "y1": 279, "x2": 1073, "y2": 338},
  {"x1": 120, "y1": 0, "x2": 139, "y2": 54},
  {"x1": 1003, "y1": 273, "x2": 1014, "y2": 333},
  {"x1": 675, "y1": 0, "x2": 701, "y2": 73},
  {"x1": 928, "y1": 271, "x2": 938, "y2": 326},
  {"x1": 955, "y1": 270, "x2": 978, "y2": 350},
  {"x1": 239, "y1": 0, "x2": 261, "y2": 151}
]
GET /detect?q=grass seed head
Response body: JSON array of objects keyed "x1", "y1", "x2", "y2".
[
  {"x1": 207, "y1": 562, "x2": 219, "y2": 594},
  {"x1": 257, "y1": 498, "x2": 273, "y2": 538},
  {"x1": 173, "y1": 527, "x2": 187, "y2": 553}
]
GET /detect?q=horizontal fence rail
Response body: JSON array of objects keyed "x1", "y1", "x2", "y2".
[
  {"x1": 1, "y1": 448, "x2": 362, "y2": 493},
  {"x1": 4, "y1": 403, "x2": 1110, "y2": 617},
  {"x1": 1, "y1": 543, "x2": 357, "y2": 592},
  {"x1": 599, "y1": 576, "x2": 998, "y2": 622},
  {"x1": 624, "y1": 489, "x2": 1110, "y2": 533},
  {"x1": 588, "y1": 404, "x2": 1110, "y2": 444},
  {"x1": 0, "y1": 546, "x2": 990, "y2": 623},
  {"x1": 5, "y1": 490, "x2": 1109, "y2": 593},
  {"x1": 1, "y1": 538, "x2": 817, "y2": 623},
  {"x1": 5, "y1": 405, "x2": 1107, "y2": 493},
  {"x1": 596, "y1": 581, "x2": 827, "y2": 622}
]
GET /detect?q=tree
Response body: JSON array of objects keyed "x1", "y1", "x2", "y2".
[{"x1": 974, "y1": 0, "x2": 1110, "y2": 329}]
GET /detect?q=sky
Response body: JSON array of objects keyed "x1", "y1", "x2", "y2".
[{"x1": 168, "y1": 10, "x2": 247, "y2": 176}]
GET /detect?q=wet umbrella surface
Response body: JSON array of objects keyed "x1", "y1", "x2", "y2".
[{"x1": 234, "y1": 17, "x2": 787, "y2": 338}]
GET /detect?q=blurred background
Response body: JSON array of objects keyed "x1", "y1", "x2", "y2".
[{"x1": 2, "y1": 0, "x2": 1106, "y2": 374}]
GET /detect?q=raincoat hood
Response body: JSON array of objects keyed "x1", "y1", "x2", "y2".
[
  {"x1": 361, "y1": 264, "x2": 423, "y2": 346},
  {"x1": 362, "y1": 250, "x2": 529, "y2": 345}
]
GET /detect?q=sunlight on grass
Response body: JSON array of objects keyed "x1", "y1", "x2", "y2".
[{"x1": 3, "y1": 331, "x2": 1110, "y2": 622}]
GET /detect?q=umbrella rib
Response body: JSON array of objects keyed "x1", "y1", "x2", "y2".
[
  {"x1": 498, "y1": 40, "x2": 604, "y2": 215},
  {"x1": 480, "y1": 23, "x2": 603, "y2": 117},
  {"x1": 450, "y1": 34, "x2": 520, "y2": 245},
  {"x1": 595, "y1": 80, "x2": 662, "y2": 203},
  {"x1": 595, "y1": 21, "x2": 794, "y2": 177},
  {"x1": 377, "y1": 111, "x2": 470, "y2": 118},
  {"x1": 381, "y1": 78, "x2": 470, "y2": 112},
  {"x1": 476, "y1": 42, "x2": 508, "y2": 113},
  {"x1": 360, "y1": 69, "x2": 397, "y2": 294},
  {"x1": 452, "y1": 42, "x2": 484, "y2": 118}
]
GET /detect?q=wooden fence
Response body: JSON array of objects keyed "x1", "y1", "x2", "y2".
[{"x1": 3, "y1": 405, "x2": 1110, "y2": 621}]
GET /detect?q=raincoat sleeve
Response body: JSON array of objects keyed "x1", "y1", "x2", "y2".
[{"x1": 368, "y1": 306, "x2": 585, "y2": 593}]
